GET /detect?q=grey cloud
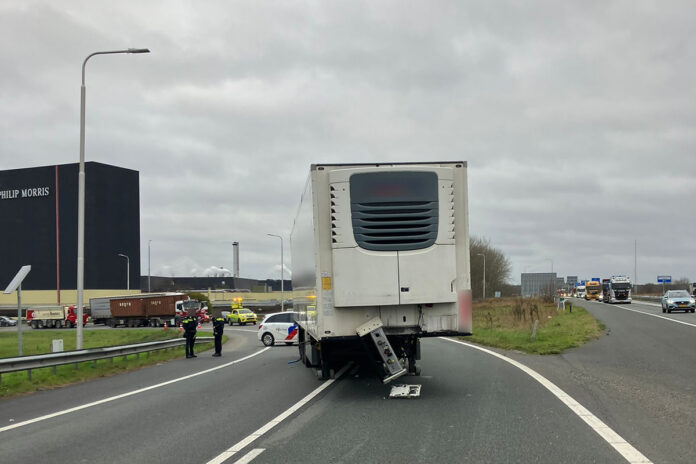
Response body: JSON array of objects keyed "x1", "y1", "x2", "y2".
[{"x1": 1, "y1": 0, "x2": 695, "y2": 283}]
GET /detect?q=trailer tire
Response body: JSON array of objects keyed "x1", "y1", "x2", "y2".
[
  {"x1": 56, "y1": 320, "x2": 63, "y2": 329},
  {"x1": 31, "y1": 321, "x2": 38, "y2": 329}
]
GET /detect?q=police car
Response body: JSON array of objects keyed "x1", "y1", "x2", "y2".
[{"x1": 257, "y1": 311, "x2": 299, "y2": 346}]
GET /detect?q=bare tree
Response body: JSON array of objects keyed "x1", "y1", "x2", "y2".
[{"x1": 470, "y1": 236, "x2": 512, "y2": 299}]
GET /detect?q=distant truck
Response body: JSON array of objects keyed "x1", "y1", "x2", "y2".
[
  {"x1": 602, "y1": 276, "x2": 632, "y2": 304},
  {"x1": 292, "y1": 162, "x2": 472, "y2": 382},
  {"x1": 575, "y1": 285, "x2": 586, "y2": 298},
  {"x1": 601, "y1": 279, "x2": 610, "y2": 302},
  {"x1": 690, "y1": 283, "x2": 696, "y2": 298},
  {"x1": 28, "y1": 306, "x2": 88, "y2": 329},
  {"x1": 89, "y1": 293, "x2": 191, "y2": 328},
  {"x1": 585, "y1": 281, "x2": 601, "y2": 301}
]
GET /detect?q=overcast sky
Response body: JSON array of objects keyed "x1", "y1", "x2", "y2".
[{"x1": 1, "y1": 1, "x2": 694, "y2": 286}]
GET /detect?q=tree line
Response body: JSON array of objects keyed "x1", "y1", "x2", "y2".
[{"x1": 469, "y1": 236, "x2": 513, "y2": 299}]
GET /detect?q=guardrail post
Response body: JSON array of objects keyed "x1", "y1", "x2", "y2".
[
  {"x1": 53, "y1": 366, "x2": 57, "y2": 375},
  {"x1": 27, "y1": 369, "x2": 32, "y2": 381},
  {"x1": 74, "y1": 362, "x2": 78, "y2": 370}
]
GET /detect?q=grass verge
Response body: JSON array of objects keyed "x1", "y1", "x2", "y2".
[
  {"x1": 461, "y1": 298, "x2": 605, "y2": 355},
  {"x1": 0, "y1": 329, "x2": 223, "y2": 398}
]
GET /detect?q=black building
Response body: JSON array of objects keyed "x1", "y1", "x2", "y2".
[{"x1": 0, "y1": 162, "x2": 140, "y2": 292}]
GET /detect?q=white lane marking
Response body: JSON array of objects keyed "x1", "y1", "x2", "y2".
[
  {"x1": 0, "y1": 348, "x2": 270, "y2": 434},
  {"x1": 206, "y1": 363, "x2": 351, "y2": 464},
  {"x1": 612, "y1": 305, "x2": 696, "y2": 329},
  {"x1": 442, "y1": 338, "x2": 652, "y2": 464},
  {"x1": 232, "y1": 449, "x2": 265, "y2": 464},
  {"x1": 632, "y1": 301, "x2": 660, "y2": 307}
]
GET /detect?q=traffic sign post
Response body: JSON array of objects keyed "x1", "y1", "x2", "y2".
[
  {"x1": 657, "y1": 275, "x2": 672, "y2": 294},
  {"x1": 4, "y1": 265, "x2": 32, "y2": 356}
]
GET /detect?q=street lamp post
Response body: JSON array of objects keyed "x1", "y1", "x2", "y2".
[
  {"x1": 267, "y1": 234, "x2": 284, "y2": 311},
  {"x1": 76, "y1": 48, "x2": 149, "y2": 349},
  {"x1": 117, "y1": 254, "x2": 130, "y2": 290},
  {"x1": 148, "y1": 240, "x2": 152, "y2": 293},
  {"x1": 477, "y1": 253, "x2": 486, "y2": 300}
]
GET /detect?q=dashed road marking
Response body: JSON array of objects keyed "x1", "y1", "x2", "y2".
[
  {"x1": 232, "y1": 449, "x2": 265, "y2": 464},
  {"x1": 205, "y1": 364, "x2": 351, "y2": 464},
  {"x1": 613, "y1": 305, "x2": 696, "y2": 329}
]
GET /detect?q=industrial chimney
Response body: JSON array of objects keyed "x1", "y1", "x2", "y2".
[{"x1": 233, "y1": 241, "x2": 239, "y2": 278}]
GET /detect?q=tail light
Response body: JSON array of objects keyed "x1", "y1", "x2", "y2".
[{"x1": 258, "y1": 325, "x2": 262, "y2": 330}]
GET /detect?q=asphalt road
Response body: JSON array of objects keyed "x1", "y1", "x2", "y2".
[
  {"x1": 1, "y1": 299, "x2": 694, "y2": 463},
  {"x1": 508, "y1": 298, "x2": 696, "y2": 464}
]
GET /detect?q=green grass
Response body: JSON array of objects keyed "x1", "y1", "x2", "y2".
[
  {"x1": 0, "y1": 329, "x2": 223, "y2": 398},
  {"x1": 462, "y1": 298, "x2": 605, "y2": 355}
]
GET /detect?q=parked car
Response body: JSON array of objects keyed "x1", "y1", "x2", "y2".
[
  {"x1": 257, "y1": 311, "x2": 299, "y2": 346},
  {"x1": 0, "y1": 316, "x2": 17, "y2": 327},
  {"x1": 661, "y1": 290, "x2": 696, "y2": 313},
  {"x1": 227, "y1": 308, "x2": 258, "y2": 326}
]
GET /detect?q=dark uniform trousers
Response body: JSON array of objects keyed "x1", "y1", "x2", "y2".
[
  {"x1": 183, "y1": 318, "x2": 197, "y2": 357},
  {"x1": 212, "y1": 317, "x2": 225, "y2": 355}
]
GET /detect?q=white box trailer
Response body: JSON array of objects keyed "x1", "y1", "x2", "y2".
[{"x1": 291, "y1": 162, "x2": 472, "y2": 382}]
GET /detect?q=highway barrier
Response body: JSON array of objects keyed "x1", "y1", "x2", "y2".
[{"x1": 0, "y1": 336, "x2": 213, "y2": 382}]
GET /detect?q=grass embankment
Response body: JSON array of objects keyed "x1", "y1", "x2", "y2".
[
  {"x1": 0, "y1": 328, "x2": 222, "y2": 398},
  {"x1": 464, "y1": 298, "x2": 604, "y2": 355}
]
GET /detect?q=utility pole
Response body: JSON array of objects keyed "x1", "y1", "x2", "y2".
[
  {"x1": 477, "y1": 253, "x2": 486, "y2": 299},
  {"x1": 267, "y1": 234, "x2": 284, "y2": 311},
  {"x1": 634, "y1": 239, "x2": 637, "y2": 293},
  {"x1": 148, "y1": 240, "x2": 152, "y2": 293}
]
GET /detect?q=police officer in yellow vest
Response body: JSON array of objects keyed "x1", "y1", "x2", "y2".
[
  {"x1": 182, "y1": 312, "x2": 197, "y2": 358},
  {"x1": 212, "y1": 315, "x2": 225, "y2": 357}
]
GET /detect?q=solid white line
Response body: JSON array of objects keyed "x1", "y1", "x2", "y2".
[
  {"x1": 632, "y1": 301, "x2": 660, "y2": 307},
  {"x1": 442, "y1": 338, "x2": 652, "y2": 464},
  {"x1": 0, "y1": 348, "x2": 270, "y2": 434},
  {"x1": 612, "y1": 305, "x2": 696, "y2": 329},
  {"x1": 205, "y1": 363, "x2": 351, "y2": 464},
  {"x1": 232, "y1": 449, "x2": 265, "y2": 464}
]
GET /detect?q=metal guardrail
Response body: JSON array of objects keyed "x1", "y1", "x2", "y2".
[
  {"x1": 0, "y1": 336, "x2": 213, "y2": 380},
  {"x1": 632, "y1": 295, "x2": 661, "y2": 301}
]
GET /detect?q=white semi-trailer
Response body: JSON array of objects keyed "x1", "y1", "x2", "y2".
[{"x1": 291, "y1": 162, "x2": 472, "y2": 382}]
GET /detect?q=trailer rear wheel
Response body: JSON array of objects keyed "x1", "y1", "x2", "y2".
[{"x1": 56, "y1": 320, "x2": 63, "y2": 329}]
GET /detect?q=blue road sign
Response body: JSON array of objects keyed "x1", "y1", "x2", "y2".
[
  {"x1": 591, "y1": 278, "x2": 600, "y2": 282},
  {"x1": 657, "y1": 275, "x2": 672, "y2": 283}
]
